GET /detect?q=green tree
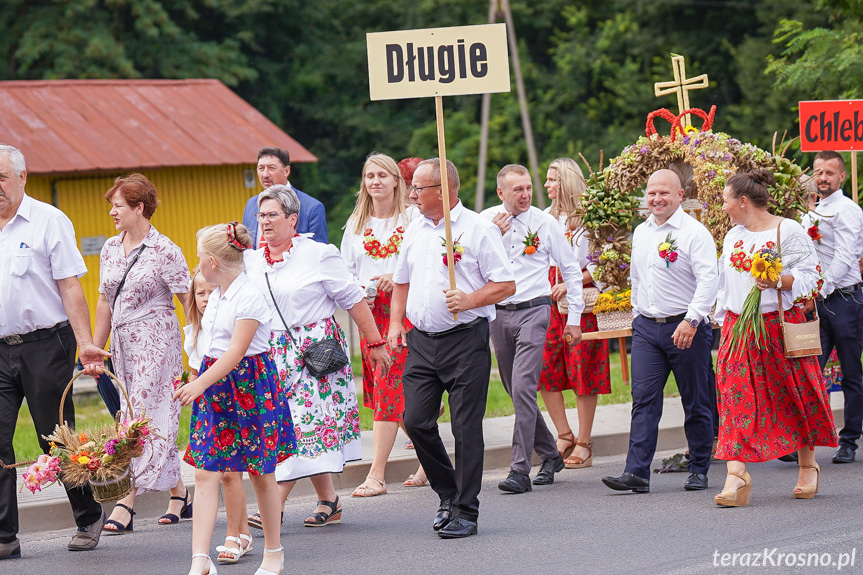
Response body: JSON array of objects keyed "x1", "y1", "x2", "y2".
[
  {"x1": 0, "y1": 0, "x2": 264, "y2": 85},
  {"x1": 769, "y1": 0, "x2": 863, "y2": 99}
]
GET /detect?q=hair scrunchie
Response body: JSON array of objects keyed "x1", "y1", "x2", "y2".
[{"x1": 226, "y1": 221, "x2": 251, "y2": 250}]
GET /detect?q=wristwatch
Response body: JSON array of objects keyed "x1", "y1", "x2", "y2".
[
  {"x1": 684, "y1": 317, "x2": 699, "y2": 328},
  {"x1": 776, "y1": 276, "x2": 783, "y2": 290}
]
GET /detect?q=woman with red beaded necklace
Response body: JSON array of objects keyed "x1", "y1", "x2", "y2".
[{"x1": 242, "y1": 184, "x2": 390, "y2": 528}]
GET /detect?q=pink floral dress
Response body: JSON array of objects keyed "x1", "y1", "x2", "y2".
[{"x1": 99, "y1": 226, "x2": 189, "y2": 493}]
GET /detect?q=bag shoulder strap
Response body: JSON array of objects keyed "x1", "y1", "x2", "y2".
[
  {"x1": 264, "y1": 272, "x2": 298, "y2": 348},
  {"x1": 112, "y1": 245, "x2": 147, "y2": 313},
  {"x1": 777, "y1": 220, "x2": 784, "y2": 326}
]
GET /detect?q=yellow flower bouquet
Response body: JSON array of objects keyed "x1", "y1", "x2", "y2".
[
  {"x1": 593, "y1": 289, "x2": 633, "y2": 314},
  {"x1": 729, "y1": 247, "x2": 783, "y2": 355}
]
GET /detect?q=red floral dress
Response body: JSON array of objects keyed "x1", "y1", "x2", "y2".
[
  {"x1": 360, "y1": 290, "x2": 412, "y2": 421},
  {"x1": 715, "y1": 310, "x2": 837, "y2": 461},
  {"x1": 538, "y1": 267, "x2": 611, "y2": 395},
  {"x1": 340, "y1": 215, "x2": 414, "y2": 422},
  {"x1": 714, "y1": 223, "x2": 837, "y2": 461}
]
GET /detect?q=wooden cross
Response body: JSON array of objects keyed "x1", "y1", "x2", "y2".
[{"x1": 654, "y1": 54, "x2": 709, "y2": 128}]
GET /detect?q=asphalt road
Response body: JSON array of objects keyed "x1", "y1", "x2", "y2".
[{"x1": 11, "y1": 447, "x2": 863, "y2": 574}]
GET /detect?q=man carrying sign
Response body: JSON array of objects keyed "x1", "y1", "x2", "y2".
[
  {"x1": 481, "y1": 164, "x2": 584, "y2": 493},
  {"x1": 388, "y1": 158, "x2": 514, "y2": 539}
]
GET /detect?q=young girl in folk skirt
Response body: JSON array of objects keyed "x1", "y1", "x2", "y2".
[{"x1": 174, "y1": 222, "x2": 295, "y2": 575}]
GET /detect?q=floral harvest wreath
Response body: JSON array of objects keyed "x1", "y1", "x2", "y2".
[{"x1": 580, "y1": 106, "x2": 810, "y2": 291}]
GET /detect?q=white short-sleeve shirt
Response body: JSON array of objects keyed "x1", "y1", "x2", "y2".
[
  {"x1": 0, "y1": 194, "x2": 87, "y2": 337},
  {"x1": 393, "y1": 201, "x2": 515, "y2": 332},
  {"x1": 200, "y1": 273, "x2": 272, "y2": 357}
]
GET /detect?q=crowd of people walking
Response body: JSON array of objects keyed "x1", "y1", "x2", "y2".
[{"x1": 1, "y1": 141, "x2": 856, "y2": 572}]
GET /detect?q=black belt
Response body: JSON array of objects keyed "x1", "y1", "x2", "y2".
[
  {"x1": 641, "y1": 313, "x2": 687, "y2": 324},
  {"x1": 495, "y1": 295, "x2": 552, "y2": 312},
  {"x1": 828, "y1": 283, "x2": 863, "y2": 298},
  {"x1": 415, "y1": 317, "x2": 486, "y2": 339},
  {"x1": 1, "y1": 320, "x2": 69, "y2": 346}
]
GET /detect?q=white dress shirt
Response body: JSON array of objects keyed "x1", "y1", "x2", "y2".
[
  {"x1": 630, "y1": 206, "x2": 718, "y2": 322},
  {"x1": 800, "y1": 189, "x2": 863, "y2": 296},
  {"x1": 714, "y1": 219, "x2": 821, "y2": 322},
  {"x1": 200, "y1": 272, "x2": 272, "y2": 357},
  {"x1": 393, "y1": 200, "x2": 514, "y2": 332},
  {"x1": 340, "y1": 213, "x2": 413, "y2": 288},
  {"x1": 0, "y1": 194, "x2": 87, "y2": 337},
  {"x1": 480, "y1": 205, "x2": 584, "y2": 324},
  {"x1": 244, "y1": 235, "x2": 365, "y2": 329}
]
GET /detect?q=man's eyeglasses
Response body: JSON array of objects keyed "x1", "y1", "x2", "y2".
[
  {"x1": 255, "y1": 211, "x2": 288, "y2": 222},
  {"x1": 409, "y1": 184, "x2": 442, "y2": 193}
]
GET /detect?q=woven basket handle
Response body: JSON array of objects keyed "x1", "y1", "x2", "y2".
[{"x1": 59, "y1": 370, "x2": 135, "y2": 426}]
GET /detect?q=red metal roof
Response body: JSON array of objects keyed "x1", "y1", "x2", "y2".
[{"x1": 0, "y1": 79, "x2": 316, "y2": 175}]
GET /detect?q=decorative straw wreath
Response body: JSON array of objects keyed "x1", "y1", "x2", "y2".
[
  {"x1": 1, "y1": 371, "x2": 153, "y2": 503},
  {"x1": 580, "y1": 106, "x2": 810, "y2": 292}
]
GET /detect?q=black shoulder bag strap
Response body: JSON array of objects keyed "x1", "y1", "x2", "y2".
[
  {"x1": 264, "y1": 272, "x2": 343, "y2": 348},
  {"x1": 112, "y1": 245, "x2": 147, "y2": 312},
  {"x1": 265, "y1": 272, "x2": 299, "y2": 348}
]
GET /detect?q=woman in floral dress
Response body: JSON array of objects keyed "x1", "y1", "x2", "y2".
[
  {"x1": 244, "y1": 184, "x2": 390, "y2": 526},
  {"x1": 538, "y1": 158, "x2": 611, "y2": 469},
  {"x1": 93, "y1": 174, "x2": 192, "y2": 532},
  {"x1": 341, "y1": 153, "x2": 426, "y2": 495},
  {"x1": 713, "y1": 169, "x2": 837, "y2": 507}
]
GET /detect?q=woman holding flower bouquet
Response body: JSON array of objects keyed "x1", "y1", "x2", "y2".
[{"x1": 714, "y1": 169, "x2": 838, "y2": 507}]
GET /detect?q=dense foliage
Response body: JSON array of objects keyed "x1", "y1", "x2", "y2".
[{"x1": 0, "y1": 0, "x2": 855, "y2": 244}]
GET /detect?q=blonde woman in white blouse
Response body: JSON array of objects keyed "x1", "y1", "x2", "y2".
[{"x1": 341, "y1": 153, "x2": 426, "y2": 496}]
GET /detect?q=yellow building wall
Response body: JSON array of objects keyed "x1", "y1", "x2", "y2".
[{"x1": 26, "y1": 165, "x2": 259, "y2": 340}]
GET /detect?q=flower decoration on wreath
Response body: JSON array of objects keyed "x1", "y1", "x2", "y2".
[{"x1": 578, "y1": 105, "x2": 810, "y2": 291}]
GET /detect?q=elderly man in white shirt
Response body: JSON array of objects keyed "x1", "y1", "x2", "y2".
[
  {"x1": 602, "y1": 169, "x2": 718, "y2": 493},
  {"x1": 0, "y1": 144, "x2": 109, "y2": 558},
  {"x1": 389, "y1": 158, "x2": 515, "y2": 539},
  {"x1": 801, "y1": 150, "x2": 863, "y2": 464},
  {"x1": 481, "y1": 164, "x2": 584, "y2": 493}
]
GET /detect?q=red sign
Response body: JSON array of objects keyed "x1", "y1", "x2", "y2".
[{"x1": 799, "y1": 100, "x2": 863, "y2": 152}]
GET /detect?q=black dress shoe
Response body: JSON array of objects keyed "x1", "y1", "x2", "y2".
[
  {"x1": 533, "y1": 454, "x2": 565, "y2": 486},
  {"x1": 602, "y1": 471, "x2": 649, "y2": 493},
  {"x1": 833, "y1": 445, "x2": 856, "y2": 464},
  {"x1": 684, "y1": 472, "x2": 708, "y2": 491},
  {"x1": 432, "y1": 497, "x2": 454, "y2": 531},
  {"x1": 777, "y1": 451, "x2": 799, "y2": 463},
  {"x1": 0, "y1": 538, "x2": 21, "y2": 560},
  {"x1": 498, "y1": 470, "x2": 532, "y2": 493},
  {"x1": 438, "y1": 516, "x2": 477, "y2": 539}
]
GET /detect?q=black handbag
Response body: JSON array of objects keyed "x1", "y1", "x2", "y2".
[{"x1": 265, "y1": 274, "x2": 350, "y2": 378}]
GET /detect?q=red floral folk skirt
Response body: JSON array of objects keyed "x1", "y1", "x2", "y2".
[
  {"x1": 538, "y1": 267, "x2": 611, "y2": 395},
  {"x1": 360, "y1": 290, "x2": 412, "y2": 422},
  {"x1": 715, "y1": 308, "x2": 837, "y2": 462},
  {"x1": 183, "y1": 352, "x2": 297, "y2": 475}
]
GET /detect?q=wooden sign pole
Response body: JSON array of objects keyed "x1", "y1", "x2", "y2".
[
  {"x1": 853, "y1": 151, "x2": 859, "y2": 204},
  {"x1": 435, "y1": 96, "x2": 458, "y2": 321}
]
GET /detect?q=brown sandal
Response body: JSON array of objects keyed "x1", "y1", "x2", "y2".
[
  {"x1": 557, "y1": 431, "x2": 576, "y2": 460},
  {"x1": 564, "y1": 441, "x2": 593, "y2": 469}
]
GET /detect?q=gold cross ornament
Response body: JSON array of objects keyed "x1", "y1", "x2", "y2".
[{"x1": 654, "y1": 54, "x2": 709, "y2": 128}]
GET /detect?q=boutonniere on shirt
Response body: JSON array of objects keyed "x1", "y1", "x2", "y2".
[
  {"x1": 521, "y1": 226, "x2": 541, "y2": 255},
  {"x1": 441, "y1": 233, "x2": 464, "y2": 267},
  {"x1": 657, "y1": 233, "x2": 679, "y2": 267},
  {"x1": 807, "y1": 220, "x2": 822, "y2": 243}
]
